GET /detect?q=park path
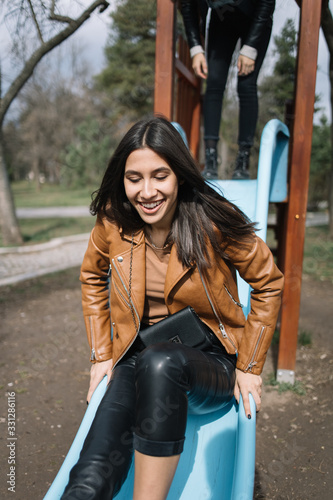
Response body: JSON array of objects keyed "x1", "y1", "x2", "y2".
[
  {"x1": 0, "y1": 208, "x2": 328, "y2": 287},
  {"x1": 0, "y1": 233, "x2": 90, "y2": 286}
]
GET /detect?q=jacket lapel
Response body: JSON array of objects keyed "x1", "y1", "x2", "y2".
[{"x1": 164, "y1": 245, "x2": 193, "y2": 301}]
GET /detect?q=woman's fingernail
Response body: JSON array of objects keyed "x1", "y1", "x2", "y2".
[{"x1": 247, "y1": 414, "x2": 251, "y2": 419}]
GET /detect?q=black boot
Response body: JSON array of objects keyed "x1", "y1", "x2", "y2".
[
  {"x1": 232, "y1": 148, "x2": 250, "y2": 180},
  {"x1": 202, "y1": 148, "x2": 218, "y2": 180}
]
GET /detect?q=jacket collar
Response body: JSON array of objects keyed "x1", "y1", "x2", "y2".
[
  {"x1": 119, "y1": 227, "x2": 145, "y2": 245},
  {"x1": 120, "y1": 226, "x2": 194, "y2": 298}
]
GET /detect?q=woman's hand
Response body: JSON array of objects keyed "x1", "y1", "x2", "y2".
[
  {"x1": 192, "y1": 53, "x2": 208, "y2": 79},
  {"x1": 87, "y1": 358, "x2": 113, "y2": 404},
  {"x1": 237, "y1": 54, "x2": 255, "y2": 76},
  {"x1": 233, "y1": 368, "x2": 262, "y2": 419}
]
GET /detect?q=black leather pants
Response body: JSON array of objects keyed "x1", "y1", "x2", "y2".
[{"x1": 61, "y1": 335, "x2": 236, "y2": 499}]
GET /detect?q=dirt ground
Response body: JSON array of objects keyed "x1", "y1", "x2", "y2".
[{"x1": 0, "y1": 268, "x2": 332, "y2": 499}]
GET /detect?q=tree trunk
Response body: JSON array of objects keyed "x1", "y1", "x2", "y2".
[
  {"x1": 0, "y1": 0, "x2": 109, "y2": 245},
  {"x1": 0, "y1": 134, "x2": 23, "y2": 245}
]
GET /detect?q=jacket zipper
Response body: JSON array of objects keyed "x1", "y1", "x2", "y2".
[
  {"x1": 89, "y1": 264, "x2": 112, "y2": 362},
  {"x1": 109, "y1": 263, "x2": 131, "y2": 307},
  {"x1": 111, "y1": 258, "x2": 141, "y2": 370},
  {"x1": 198, "y1": 270, "x2": 238, "y2": 352},
  {"x1": 224, "y1": 284, "x2": 243, "y2": 308},
  {"x1": 89, "y1": 316, "x2": 96, "y2": 361},
  {"x1": 111, "y1": 258, "x2": 141, "y2": 331},
  {"x1": 246, "y1": 326, "x2": 266, "y2": 372}
]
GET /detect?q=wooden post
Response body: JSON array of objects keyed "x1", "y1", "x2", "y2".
[
  {"x1": 175, "y1": 37, "x2": 202, "y2": 160},
  {"x1": 154, "y1": 0, "x2": 176, "y2": 119},
  {"x1": 277, "y1": 0, "x2": 322, "y2": 383}
]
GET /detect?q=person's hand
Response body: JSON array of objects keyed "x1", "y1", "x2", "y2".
[
  {"x1": 237, "y1": 55, "x2": 255, "y2": 76},
  {"x1": 87, "y1": 358, "x2": 113, "y2": 403},
  {"x1": 192, "y1": 53, "x2": 208, "y2": 79},
  {"x1": 233, "y1": 368, "x2": 262, "y2": 418}
]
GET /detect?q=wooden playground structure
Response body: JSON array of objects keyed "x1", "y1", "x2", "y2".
[
  {"x1": 43, "y1": 3, "x2": 326, "y2": 497},
  {"x1": 154, "y1": 0, "x2": 323, "y2": 384}
]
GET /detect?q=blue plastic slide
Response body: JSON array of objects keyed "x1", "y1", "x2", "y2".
[{"x1": 44, "y1": 119, "x2": 289, "y2": 500}]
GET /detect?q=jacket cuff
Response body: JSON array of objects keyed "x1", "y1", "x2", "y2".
[
  {"x1": 190, "y1": 45, "x2": 205, "y2": 58},
  {"x1": 239, "y1": 44, "x2": 257, "y2": 61},
  {"x1": 236, "y1": 357, "x2": 264, "y2": 375}
]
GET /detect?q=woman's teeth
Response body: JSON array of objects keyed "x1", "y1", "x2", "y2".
[{"x1": 141, "y1": 201, "x2": 162, "y2": 209}]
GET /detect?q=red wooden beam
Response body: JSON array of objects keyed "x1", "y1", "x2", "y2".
[
  {"x1": 154, "y1": 0, "x2": 176, "y2": 119},
  {"x1": 277, "y1": 0, "x2": 322, "y2": 383},
  {"x1": 175, "y1": 59, "x2": 198, "y2": 88}
]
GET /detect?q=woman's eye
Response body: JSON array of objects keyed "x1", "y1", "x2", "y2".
[
  {"x1": 127, "y1": 177, "x2": 140, "y2": 183},
  {"x1": 156, "y1": 175, "x2": 167, "y2": 181}
]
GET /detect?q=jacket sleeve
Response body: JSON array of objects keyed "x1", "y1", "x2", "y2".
[
  {"x1": 226, "y1": 235, "x2": 284, "y2": 375},
  {"x1": 243, "y1": 0, "x2": 275, "y2": 51},
  {"x1": 80, "y1": 216, "x2": 112, "y2": 363},
  {"x1": 180, "y1": 0, "x2": 205, "y2": 49}
]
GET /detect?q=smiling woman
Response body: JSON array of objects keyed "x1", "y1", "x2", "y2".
[{"x1": 60, "y1": 115, "x2": 284, "y2": 500}]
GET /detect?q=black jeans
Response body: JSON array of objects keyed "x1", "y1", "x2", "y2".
[
  {"x1": 61, "y1": 335, "x2": 236, "y2": 499},
  {"x1": 204, "y1": 8, "x2": 272, "y2": 147}
]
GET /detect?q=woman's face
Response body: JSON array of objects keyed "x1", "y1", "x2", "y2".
[{"x1": 124, "y1": 147, "x2": 179, "y2": 231}]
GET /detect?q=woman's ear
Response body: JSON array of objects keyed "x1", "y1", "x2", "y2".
[{"x1": 179, "y1": 178, "x2": 185, "y2": 185}]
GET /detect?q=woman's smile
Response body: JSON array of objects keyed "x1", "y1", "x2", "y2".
[{"x1": 138, "y1": 200, "x2": 164, "y2": 213}]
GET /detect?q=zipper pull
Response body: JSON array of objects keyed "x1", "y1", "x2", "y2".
[
  {"x1": 90, "y1": 348, "x2": 96, "y2": 361},
  {"x1": 219, "y1": 323, "x2": 227, "y2": 338},
  {"x1": 246, "y1": 361, "x2": 257, "y2": 372},
  {"x1": 108, "y1": 264, "x2": 112, "y2": 275}
]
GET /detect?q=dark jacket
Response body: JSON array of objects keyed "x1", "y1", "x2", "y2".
[
  {"x1": 80, "y1": 216, "x2": 284, "y2": 375},
  {"x1": 180, "y1": 0, "x2": 275, "y2": 51}
]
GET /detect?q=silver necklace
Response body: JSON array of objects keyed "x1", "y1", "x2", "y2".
[{"x1": 145, "y1": 230, "x2": 171, "y2": 250}]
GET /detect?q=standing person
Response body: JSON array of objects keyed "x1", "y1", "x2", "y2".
[
  {"x1": 180, "y1": 0, "x2": 275, "y2": 180},
  {"x1": 61, "y1": 116, "x2": 283, "y2": 499}
]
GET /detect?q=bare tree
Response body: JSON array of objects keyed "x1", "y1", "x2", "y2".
[
  {"x1": 13, "y1": 52, "x2": 101, "y2": 187},
  {"x1": 0, "y1": 0, "x2": 109, "y2": 245},
  {"x1": 321, "y1": 1, "x2": 333, "y2": 237}
]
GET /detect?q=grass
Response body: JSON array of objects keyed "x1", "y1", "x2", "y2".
[
  {"x1": 303, "y1": 225, "x2": 333, "y2": 282},
  {"x1": 12, "y1": 181, "x2": 96, "y2": 208},
  {"x1": 19, "y1": 217, "x2": 95, "y2": 244},
  {"x1": 0, "y1": 217, "x2": 95, "y2": 246},
  {"x1": 265, "y1": 372, "x2": 306, "y2": 396},
  {"x1": 267, "y1": 224, "x2": 332, "y2": 283},
  {"x1": 298, "y1": 330, "x2": 312, "y2": 347},
  {"x1": 0, "y1": 181, "x2": 97, "y2": 246}
]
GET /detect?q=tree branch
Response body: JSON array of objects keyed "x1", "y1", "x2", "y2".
[
  {"x1": 0, "y1": 0, "x2": 110, "y2": 126},
  {"x1": 27, "y1": 0, "x2": 44, "y2": 43},
  {"x1": 49, "y1": 0, "x2": 75, "y2": 24}
]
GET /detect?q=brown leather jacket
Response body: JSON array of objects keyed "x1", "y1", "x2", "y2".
[{"x1": 80, "y1": 215, "x2": 284, "y2": 375}]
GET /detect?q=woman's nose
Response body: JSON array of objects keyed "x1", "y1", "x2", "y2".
[{"x1": 141, "y1": 180, "x2": 156, "y2": 198}]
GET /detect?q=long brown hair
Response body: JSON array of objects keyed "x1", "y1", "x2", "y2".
[{"x1": 91, "y1": 116, "x2": 256, "y2": 271}]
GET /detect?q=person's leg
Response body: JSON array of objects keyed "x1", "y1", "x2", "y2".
[
  {"x1": 203, "y1": 11, "x2": 240, "y2": 179},
  {"x1": 233, "y1": 20, "x2": 272, "y2": 180},
  {"x1": 132, "y1": 337, "x2": 236, "y2": 499},
  {"x1": 133, "y1": 453, "x2": 180, "y2": 500},
  {"x1": 61, "y1": 344, "x2": 142, "y2": 500}
]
